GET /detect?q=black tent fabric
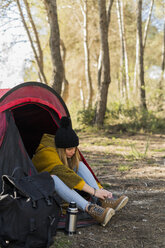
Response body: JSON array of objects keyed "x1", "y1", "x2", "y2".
[{"x1": 0, "y1": 111, "x2": 37, "y2": 192}]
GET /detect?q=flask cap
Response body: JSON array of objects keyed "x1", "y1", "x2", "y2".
[{"x1": 69, "y1": 202, "x2": 77, "y2": 208}]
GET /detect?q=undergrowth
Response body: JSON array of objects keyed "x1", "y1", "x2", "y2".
[{"x1": 76, "y1": 103, "x2": 165, "y2": 134}]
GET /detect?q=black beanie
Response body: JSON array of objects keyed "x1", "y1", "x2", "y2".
[{"x1": 55, "y1": 116, "x2": 79, "y2": 148}]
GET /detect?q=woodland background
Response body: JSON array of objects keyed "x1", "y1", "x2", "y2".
[
  {"x1": 0, "y1": 1, "x2": 165, "y2": 247},
  {"x1": 0, "y1": 0, "x2": 165, "y2": 129}
]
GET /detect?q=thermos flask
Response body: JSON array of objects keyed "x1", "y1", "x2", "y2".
[{"x1": 65, "y1": 202, "x2": 78, "y2": 235}]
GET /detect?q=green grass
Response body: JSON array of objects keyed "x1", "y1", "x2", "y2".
[
  {"x1": 152, "y1": 148, "x2": 165, "y2": 152},
  {"x1": 101, "y1": 182, "x2": 112, "y2": 189},
  {"x1": 128, "y1": 137, "x2": 150, "y2": 159},
  {"x1": 118, "y1": 164, "x2": 132, "y2": 172},
  {"x1": 96, "y1": 137, "x2": 131, "y2": 147},
  {"x1": 51, "y1": 236, "x2": 72, "y2": 248},
  {"x1": 80, "y1": 137, "x2": 132, "y2": 147}
]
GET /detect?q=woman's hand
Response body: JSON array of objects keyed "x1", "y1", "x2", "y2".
[
  {"x1": 95, "y1": 188, "x2": 112, "y2": 200},
  {"x1": 82, "y1": 183, "x2": 112, "y2": 200}
]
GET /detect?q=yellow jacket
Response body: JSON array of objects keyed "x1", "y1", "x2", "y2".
[{"x1": 32, "y1": 133, "x2": 85, "y2": 190}]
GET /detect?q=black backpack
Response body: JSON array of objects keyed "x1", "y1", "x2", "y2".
[{"x1": 0, "y1": 171, "x2": 61, "y2": 248}]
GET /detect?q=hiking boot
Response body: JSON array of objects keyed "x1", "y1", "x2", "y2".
[
  {"x1": 101, "y1": 195, "x2": 128, "y2": 211},
  {"x1": 87, "y1": 204, "x2": 115, "y2": 227}
]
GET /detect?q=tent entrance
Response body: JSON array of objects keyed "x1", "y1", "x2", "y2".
[{"x1": 11, "y1": 104, "x2": 59, "y2": 158}]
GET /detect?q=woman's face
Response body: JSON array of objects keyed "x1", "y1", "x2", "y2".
[{"x1": 65, "y1": 147, "x2": 76, "y2": 158}]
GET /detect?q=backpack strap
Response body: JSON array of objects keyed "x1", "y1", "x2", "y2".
[
  {"x1": 47, "y1": 216, "x2": 56, "y2": 248},
  {"x1": 23, "y1": 216, "x2": 55, "y2": 248}
]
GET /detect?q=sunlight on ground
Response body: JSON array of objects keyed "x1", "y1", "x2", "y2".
[{"x1": 125, "y1": 166, "x2": 165, "y2": 179}]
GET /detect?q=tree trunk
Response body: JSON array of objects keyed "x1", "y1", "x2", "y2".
[
  {"x1": 133, "y1": 0, "x2": 154, "y2": 97},
  {"x1": 107, "y1": 0, "x2": 114, "y2": 26},
  {"x1": 23, "y1": 0, "x2": 43, "y2": 69},
  {"x1": 137, "y1": 0, "x2": 147, "y2": 109},
  {"x1": 133, "y1": 31, "x2": 139, "y2": 94},
  {"x1": 95, "y1": 0, "x2": 111, "y2": 126},
  {"x1": 158, "y1": 15, "x2": 165, "y2": 111},
  {"x1": 60, "y1": 39, "x2": 69, "y2": 102},
  {"x1": 121, "y1": 0, "x2": 130, "y2": 102},
  {"x1": 44, "y1": 0, "x2": 64, "y2": 95},
  {"x1": 98, "y1": 0, "x2": 114, "y2": 89},
  {"x1": 78, "y1": 0, "x2": 93, "y2": 109},
  {"x1": 116, "y1": 0, "x2": 130, "y2": 103},
  {"x1": 143, "y1": 0, "x2": 154, "y2": 49},
  {"x1": 79, "y1": 80, "x2": 85, "y2": 109},
  {"x1": 16, "y1": 0, "x2": 47, "y2": 84}
]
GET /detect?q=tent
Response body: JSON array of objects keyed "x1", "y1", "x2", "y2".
[
  {"x1": 0, "y1": 81, "x2": 70, "y2": 158},
  {"x1": 0, "y1": 81, "x2": 97, "y2": 228}
]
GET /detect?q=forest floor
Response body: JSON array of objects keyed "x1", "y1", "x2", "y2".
[{"x1": 52, "y1": 130, "x2": 165, "y2": 248}]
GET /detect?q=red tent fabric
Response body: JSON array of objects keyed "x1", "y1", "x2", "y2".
[
  {"x1": 0, "y1": 82, "x2": 68, "y2": 117},
  {"x1": 0, "y1": 89, "x2": 10, "y2": 99}
]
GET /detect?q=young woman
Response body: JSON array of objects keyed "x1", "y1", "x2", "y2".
[{"x1": 32, "y1": 117, "x2": 128, "y2": 227}]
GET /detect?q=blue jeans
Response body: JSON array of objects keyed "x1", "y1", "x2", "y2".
[{"x1": 52, "y1": 161, "x2": 99, "y2": 211}]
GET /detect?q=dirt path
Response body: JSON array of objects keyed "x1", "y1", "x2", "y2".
[{"x1": 52, "y1": 132, "x2": 165, "y2": 248}]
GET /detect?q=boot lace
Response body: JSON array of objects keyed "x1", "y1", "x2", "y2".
[{"x1": 88, "y1": 204, "x2": 104, "y2": 216}]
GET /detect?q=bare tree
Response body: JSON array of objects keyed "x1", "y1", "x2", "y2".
[
  {"x1": 23, "y1": 0, "x2": 43, "y2": 70},
  {"x1": 78, "y1": 0, "x2": 93, "y2": 109},
  {"x1": 95, "y1": 0, "x2": 111, "y2": 126},
  {"x1": 0, "y1": 1, "x2": 10, "y2": 12},
  {"x1": 133, "y1": 0, "x2": 154, "y2": 97},
  {"x1": 136, "y1": 0, "x2": 147, "y2": 109},
  {"x1": 60, "y1": 39, "x2": 69, "y2": 102},
  {"x1": 158, "y1": 11, "x2": 165, "y2": 110},
  {"x1": 16, "y1": 0, "x2": 48, "y2": 84},
  {"x1": 44, "y1": 0, "x2": 64, "y2": 95},
  {"x1": 107, "y1": 0, "x2": 114, "y2": 26},
  {"x1": 116, "y1": 0, "x2": 130, "y2": 104},
  {"x1": 97, "y1": 0, "x2": 114, "y2": 88},
  {"x1": 133, "y1": 31, "x2": 139, "y2": 94},
  {"x1": 143, "y1": 0, "x2": 154, "y2": 49}
]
